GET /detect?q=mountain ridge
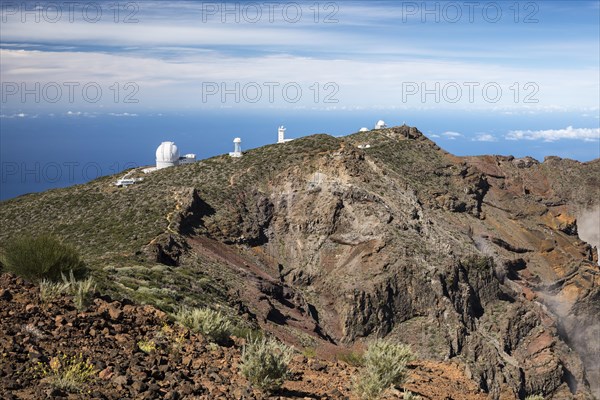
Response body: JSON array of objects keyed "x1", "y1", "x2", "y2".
[{"x1": 1, "y1": 125, "x2": 598, "y2": 399}]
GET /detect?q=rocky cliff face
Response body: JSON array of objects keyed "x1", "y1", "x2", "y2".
[
  {"x1": 189, "y1": 126, "x2": 598, "y2": 399},
  {"x1": 1, "y1": 125, "x2": 598, "y2": 399}
]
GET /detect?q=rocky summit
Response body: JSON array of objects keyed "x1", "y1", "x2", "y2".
[{"x1": 1, "y1": 125, "x2": 599, "y2": 399}]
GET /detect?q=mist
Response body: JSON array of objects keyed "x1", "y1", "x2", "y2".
[{"x1": 578, "y1": 206, "x2": 600, "y2": 264}]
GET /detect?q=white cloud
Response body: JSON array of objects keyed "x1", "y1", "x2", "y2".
[
  {"x1": 0, "y1": 18, "x2": 348, "y2": 49},
  {"x1": 442, "y1": 131, "x2": 462, "y2": 140},
  {"x1": 108, "y1": 112, "x2": 138, "y2": 117},
  {"x1": 472, "y1": 133, "x2": 497, "y2": 142},
  {"x1": 1, "y1": 46, "x2": 599, "y2": 111},
  {"x1": 506, "y1": 126, "x2": 600, "y2": 142},
  {"x1": 1, "y1": 1, "x2": 599, "y2": 111},
  {"x1": 0, "y1": 112, "x2": 32, "y2": 118},
  {"x1": 65, "y1": 111, "x2": 96, "y2": 118}
]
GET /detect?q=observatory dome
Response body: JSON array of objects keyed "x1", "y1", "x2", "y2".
[
  {"x1": 234, "y1": 137, "x2": 242, "y2": 143},
  {"x1": 359, "y1": 127, "x2": 369, "y2": 132},
  {"x1": 375, "y1": 120, "x2": 387, "y2": 130},
  {"x1": 156, "y1": 141, "x2": 180, "y2": 169}
]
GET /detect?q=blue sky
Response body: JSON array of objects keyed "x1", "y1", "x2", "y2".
[{"x1": 1, "y1": 1, "x2": 599, "y2": 198}]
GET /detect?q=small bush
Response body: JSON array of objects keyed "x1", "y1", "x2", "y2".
[
  {"x1": 173, "y1": 307, "x2": 232, "y2": 344},
  {"x1": 302, "y1": 347, "x2": 316, "y2": 358},
  {"x1": 404, "y1": 391, "x2": 422, "y2": 399},
  {"x1": 158, "y1": 323, "x2": 187, "y2": 353},
  {"x1": 525, "y1": 396, "x2": 545, "y2": 400},
  {"x1": 231, "y1": 325, "x2": 263, "y2": 342},
  {"x1": 68, "y1": 274, "x2": 96, "y2": 311},
  {"x1": 39, "y1": 272, "x2": 96, "y2": 310},
  {"x1": 354, "y1": 340, "x2": 416, "y2": 400},
  {"x1": 37, "y1": 353, "x2": 97, "y2": 393},
  {"x1": 137, "y1": 340, "x2": 157, "y2": 353},
  {"x1": 1, "y1": 235, "x2": 86, "y2": 282},
  {"x1": 337, "y1": 350, "x2": 365, "y2": 367},
  {"x1": 240, "y1": 337, "x2": 293, "y2": 393},
  {"x1": 39, "y1": 279, "x2": 71, "y2": 303}
]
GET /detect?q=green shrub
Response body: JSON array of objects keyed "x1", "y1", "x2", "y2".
[
  {"x1": 173, "y1": 306, "x2": 232, "y2": 344},
  {"x1": 1, "y1": 235, "x2": 86, "y2": 282},
  {"x1": 354, "y1": 340, "x2": 416, "y2": 400},
  {"x1": 36, "y1": 353, "x2": 97, "y2": 393},
  {"x1": 302, "y1": 347, "x2": 316, "y2": 358},
  {"x1": 525, "y1": 396, "x2": 545, "y2": 400},
  {"x1": 137, "y1": 340, "x2": 157, "y2": 353},
  {"x1": 39, "y1": 272, "x2": 96, "y2": 310},
  {"x1": 69, "y1": 275, "x2": 96, "y2": 311},
  {"x1": 404, "y1": 391, "x2": 422, "y2": 399},
  {"x1": 39, "y1": 279, "x2": 71, "y2": 303},
  {"x1": 231, "y1": 325, "x2": 263, "y2": 342},
  {"x1": 337, "y1": 350, "x2": 365, "y2": 367},
  {"x1": 240, "y1": 337, "x2": 293, "y2": 393}
]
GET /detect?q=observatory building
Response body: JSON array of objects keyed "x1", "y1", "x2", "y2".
[
  {"x1": 375, "y1": 120, "x2": 387, "y2": 130},
  {"x1": 359, "y1": 127, "x2": 369, "y2": 132},
  {"x1": 179, "y1": 154, "x2": 197, "y2": 164},
  {"x1": 156, "y1": 141, "x2": 180, "y2": 169},
  {"x1": 278, "y1": 126, "x2": 293, "y2": 144},
  {"x1": 229, "y1": 137, "x2": 242, "y2": 158},
  {"x1": 142, "y1": 141, "x2": 197, "y2": 174}
]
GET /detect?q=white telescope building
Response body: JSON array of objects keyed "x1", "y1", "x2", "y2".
[
  {"x1": 375, "y1": 120, "x2": 387, "y2": 130},
  {"x1": 156, "y1": 141, "x2": 180, "y2": 169},
  {"x1": 278, "y1": 126, "x2": 293, "y2": 143},
  {"x1": 230, "y1": 137, "x2": 242, "y2": 158}
]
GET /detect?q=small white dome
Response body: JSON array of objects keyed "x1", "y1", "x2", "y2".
[
  {"x1": 156, "y1": 141, "x2": 180, "y2": 169},
  {"x1": 359, "y1": 127, "x2": 369, "y2": 132},
  {"x1": 234, "y1": 137, "x2": 242, "y2": 143}
]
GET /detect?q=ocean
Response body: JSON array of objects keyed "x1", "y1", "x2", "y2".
[{"x1": 1, "y1": 109, "x2": 598, "y2": 201}]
